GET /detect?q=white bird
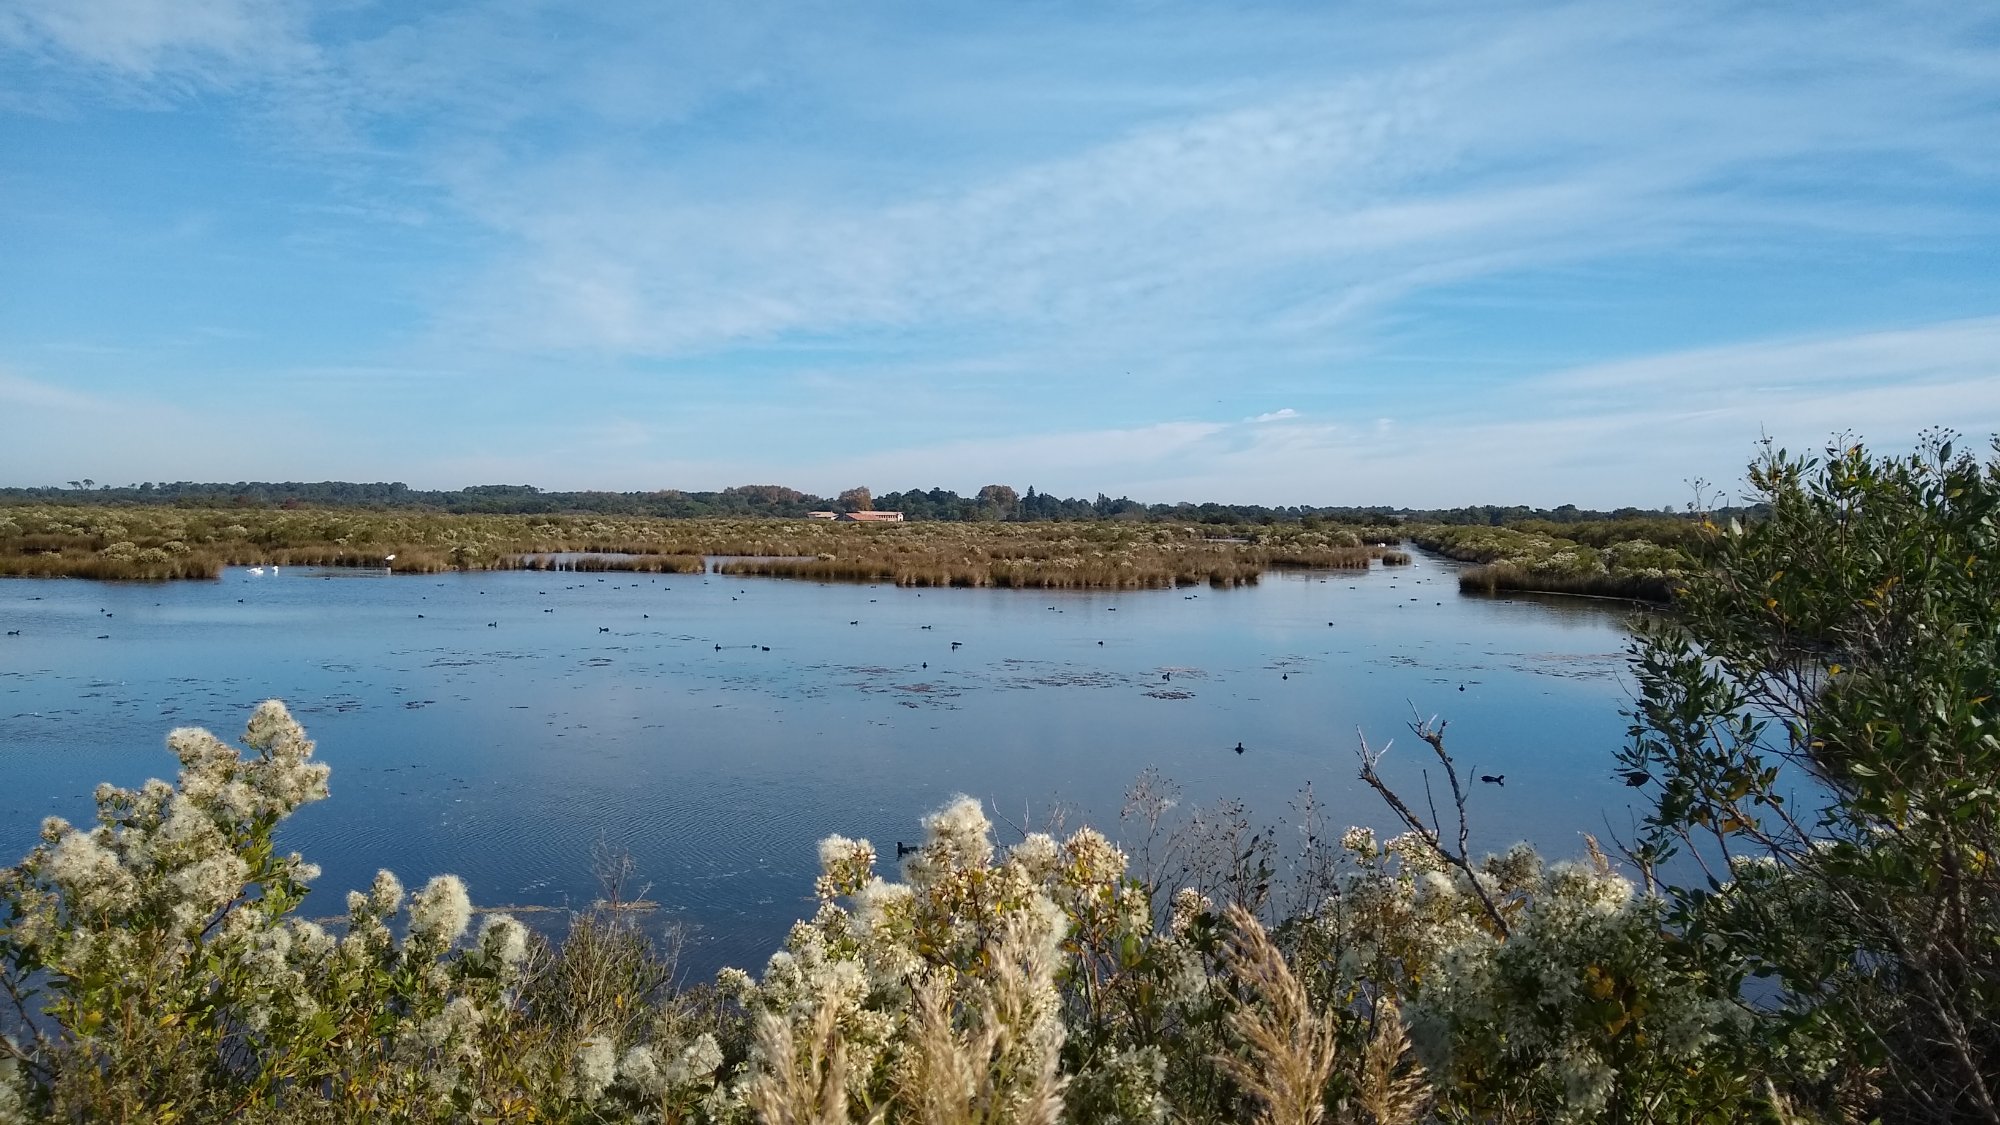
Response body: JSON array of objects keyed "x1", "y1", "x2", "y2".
[{"x1": 248, "y1": 566, "x2": 264, "y2": 576}]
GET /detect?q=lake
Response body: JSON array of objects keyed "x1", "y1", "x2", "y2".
[{"x1": 0, "y1": 550, "x2": 1649, "y2": 976}]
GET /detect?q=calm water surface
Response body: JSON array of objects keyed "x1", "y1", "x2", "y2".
[{"x1": 0, "y1": 551, "x2": 1648, "y2": 974}]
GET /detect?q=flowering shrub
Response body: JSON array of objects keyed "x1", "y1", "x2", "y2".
[
  {"x1": 0, "y1": 703, "x2": 1843, "y2": 1124},
  {"x1": 0, "y1": 703, "x2": 534, "y2": 1123}
]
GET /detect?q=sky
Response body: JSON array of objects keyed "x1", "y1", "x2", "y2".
[{"x1": 2, "y1": 1, "x2": 1998, "y2": 508}]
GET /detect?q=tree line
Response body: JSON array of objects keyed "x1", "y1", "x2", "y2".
[{"x1": 0, "y1": 480, "x2": 1697, "y2": 526}]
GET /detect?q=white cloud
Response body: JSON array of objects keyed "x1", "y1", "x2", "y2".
[
  {"x1": 0, "y1": 370, "x2": 108, "y2": 412},
  {"x1": 0, "y1": 0, "x2": 311, "y2": 83},
  {"x1": 5, "y1": 3, "x2": 1999, "y2": 503},
  {"x1": 366, "y1": 2, "x2": 1998, "y2": 374},
  {"x1": 1536, "y1": 315, "x2": 2000, "y2": 395}
]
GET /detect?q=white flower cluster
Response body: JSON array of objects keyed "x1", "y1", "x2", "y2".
[
  {"x1": 726, "y1": 794, "x2": 1079, "y2": 1117},
  {"x1": 3, "y1": 703, "x2": 536, "y2": 1119},
  {"x1": 1300, "y1": 832, "x2": 1740, "y2": 1121},
  {"x1": 3, "y1": 703, "x2": 1768, "y2": 1121}
]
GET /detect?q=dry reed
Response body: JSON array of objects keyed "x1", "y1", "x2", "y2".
[
  {"x1": 896, "y1": 922, "x2": 1068, "y2": 1125},
  {"x1": 744, "y1": 1000, "x2": 876, "y2": 1125},
  {"x1": 0, "y1": 505, "x2": 1408, "y2": 589},
  {"x1": 1352, "y1": 1001, "x2": 1428, "y2": 1125},
  {"x1": 1458, "y1": 562, "x2": 1675, "y2": 603},
  {"x1": 1216, "y1": 904, "x2": 1340, "y2": 1125}
]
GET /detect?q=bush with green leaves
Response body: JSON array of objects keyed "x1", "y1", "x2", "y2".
[{"x1": 1620, "y1": 432, "x2": 2000, "y2": 1122}]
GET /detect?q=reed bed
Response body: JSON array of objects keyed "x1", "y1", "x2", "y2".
[
  {"x1": 1457, "y1": 561, "x2": 1678, "y2": 603},
  {"x1": 715, "y1": 536, "x2": 1404, "y2": 588},
  {"x1": 716, "y1": 555, "x2": 1272, "y2": 589},
  {"x1": 506, "y1": 554, "x2": 708, "y2": 574},
  {"x1": 0, "y1": 504, "x2": 1408, "y2": 587},
  {"x1": 0, "y1": 550, "x2": 224, "y2": 580},
  {"x1": 1259, "y1": 546, "x2": 1399, "y2": 569},
  {"x1": 1410, "y1": 523, "x2": 1687, "y2": 604}
]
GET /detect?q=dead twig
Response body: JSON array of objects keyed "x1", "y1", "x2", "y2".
[{"x1": 1354, "y1": 713, "x2": 1510, "y2": 938}]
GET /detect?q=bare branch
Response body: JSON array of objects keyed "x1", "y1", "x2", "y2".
[{"x1": 1355, "y1": 723, "x2": 1510, "y2": 938}]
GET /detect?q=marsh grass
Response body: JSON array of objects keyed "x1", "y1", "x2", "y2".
[
  {"x1": 1458, "y1": 561, "x2": 1677, "y2": 602},
  {"x1": 0, "y1": 505, "x2": 1407, "y2": 588},
  {"x1": 508, "y1": 553, "x2": 708, "y2": 574},
  {"x1": 1410, "y1": 523, "x2": 1686, "y2": 604},
  {"x1": 0, "y1": 550, "x2": 224, "y2": 580}
]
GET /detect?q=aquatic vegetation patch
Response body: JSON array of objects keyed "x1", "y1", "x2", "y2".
[
  {"x1": 0, "y1": 506, "x2": 1407, "y2": 588},
  {"x1": 1408, "y1": 522, "x2": 1688, "y2": 603}
]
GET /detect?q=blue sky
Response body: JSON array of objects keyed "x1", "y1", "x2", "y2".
[{"x1": 3, "y1": 1, "x2": 1998, "y2": 507}]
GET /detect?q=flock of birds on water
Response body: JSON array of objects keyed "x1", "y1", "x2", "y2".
[
  {"x1": 1, "y1": 567, "x2": 1520, "y2": 774},
  {"x1": 0, "y1": 558, "x2": 1555, "y2": 961}
]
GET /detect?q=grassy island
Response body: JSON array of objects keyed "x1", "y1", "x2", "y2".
[
  {"x1": 0, "y1": 508, "x2": 1407, "y2": 588},
  {"x1": 1407, "y1": 518, "x2": 1697, "y2": 603}
]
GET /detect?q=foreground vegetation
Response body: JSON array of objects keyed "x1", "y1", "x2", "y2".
[
  {"x1": 3, "y1": 435, "x2": 1994, "y2": 1123},
  {"x1": 0, "y1": 509, "x2": 1404, "y2": 588}
]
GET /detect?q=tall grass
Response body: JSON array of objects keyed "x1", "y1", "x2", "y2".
[
  {"x1": 1457, "y1": 561, "x2": 1677, "y2": 602},
  {"x1": 0, "y1": 505, "x2": 1408, "y2": 588},
  {"x1": 0, "y1": 550, "x2": 224, "y2": 580},
  {"x1": 507, "y1": 554, "x2": 708, "y2": 574},
  {"x1": 1409, "y1": 522, "x2": 1685, "y2": 604}
]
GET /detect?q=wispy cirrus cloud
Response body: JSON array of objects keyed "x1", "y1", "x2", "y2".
[
  {"x1": 1538, "y1": 315, "x2": 2000, "y2": 395},
  {"x1": 0, "y1": 0, "x2": 312, "y2": 87},
  {"x1": 3, "y1": 2, "x2": 1999, "y2": 498},
  {"x1": 0, "y1": 369, "x2": 108, "y2": 412}
]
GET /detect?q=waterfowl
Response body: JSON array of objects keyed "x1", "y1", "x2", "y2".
[
  {"x1": 1479, "y1": 774, "x2": 1505, "y2": 786},
  {"x1": 1233, "y1": 741, "x2": 1245, "y2": 755},
  {"x1": 896, "y1": 841, "x2": 917, "y2": 858}
]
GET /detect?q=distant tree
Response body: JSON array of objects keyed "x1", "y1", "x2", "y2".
[
  {"x1": 975, "y1": 484, "x2": 1019, "y2": 520},
  {"x1": 66, "y1": 481, "x2": 81, "y2": 491},
  {"x1": 82, "y1": 479, "x2": 94, "y2": 490},
  {"x1": 723, "y1": 484, "x2": 806, "y2": 508},
  {"x1": 838, "y1": 486, "x2": 873, "y2": 512}
]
